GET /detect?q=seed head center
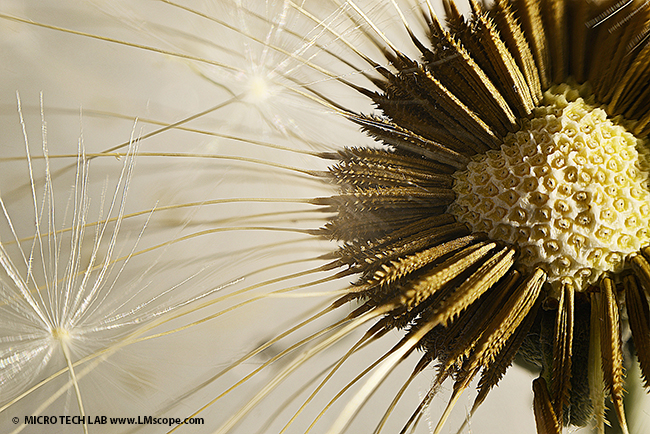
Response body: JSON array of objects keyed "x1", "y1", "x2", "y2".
[
  {"x1": 449, "y1": 85, "x2": 650, "y2": 291},
  {"x1": 51, "y1": 326, "x2": 71, "y2": 343}
]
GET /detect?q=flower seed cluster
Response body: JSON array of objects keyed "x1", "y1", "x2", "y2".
[{"x1": 450, "y1": 86, "x2": 650, "y2": 291}]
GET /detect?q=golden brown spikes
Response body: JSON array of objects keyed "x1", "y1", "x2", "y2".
[
  {"x1": 332, "y1": 146, "x2": 455, "y2": 175},
  {"x1": 623, "y1": 273, "x2": 650, "y2": 388},
  {"x1": 417, "y1": 67, "x2": 502, "y2": 150},
  {"x1": 425, "y1": 11, "x2": 518, "y2": 135},
  {"x1": 384, "y1": 57, "x2": 500, "y2": 152},
  {"x1": 429, "y1": 267, "x2": 545, "y2": 434},
  {"x1": 533, "y1": 377, "x2": 562, "y2": 434},
  {"x1": 360, "y1": 234, "x2": 482, "y2": 290},
  {"x1": 439, "y1": 270, "x2": 522, "y2": 373},
  {"x1": 344, "y1": 115, "x2": 470, "y2": 168},
  {"x1": 426, "y1": 245, "x2": 516, "y2": 327},
  {"x1": 491, "y1": 0, "x2": 543, "y2": 103},
  {"x1": 599, "y1": 275, "x2": 630, "y2": 434},
  {"x1": 551, "y1": 280, "x2": 574, "y2": 424},
  {"x1": 609, "y1": 40, "x2": 650, "y2": 118},
  {"x1": 319, "y1": 187, "x2": 455, "y2": 210},
  {"x1": 369, "y1": 89, "x2": 471, "y2": 155},
  {"x1": 441, "y1": 0, "x2": 464, "y2": 29},
  {"x1": 587, "y1": 15, "x2": 629, "y2": 101},
  {"x1": 371, "y1": 214, "x2": 459, "y2": 244},
  {"x1": 458, "y1": 267, "x2": 546, "y2": 373},
  {"x1": 329, "y1": 153, "x2": 454, "y2": 190},
  {"x1": 626, "y1": 98, "x2": 650, "y2": 137},
  {"x1": 455, "y1": 2, "x2": 536, "y2": 118},
  {"x1": 435, "y1": 270, "x2": 527, "y2": 432},
  {"x1": 472, "y1": 287, "x2": 542, "y2": 411},
  {"x1": 318, "y1": 186, "x2": 455, "y2": 241},
  {"x1": 589, "y1": 291, "x2": 606, "y2": 434},
  {"x1": 323, "y1": 210, "x2": 440, "y2": 242},
  {"x1": 362, "y1": 221, "x2": 468, "y2": 263},
  {"x1": 543, "y1": 0, "x2": 568, "y2": 83},
  {"x1": 588, "y1": 3, "x2": 650, "y2": 115},
  {"x1": 568, "y1": 0, "x2": 589, "y2": 83},
  {"x1": 337, "y1": 219, "x2": 468, "y2": 271},
  {"x1": 392, "y1": 241, "x2": 496, "y2": 310},
  {"x1": 630, "y1": 251, "x2": 650, "y2": 297},
  {"x1": 512, "y1": 0, "x2": 551, "y2": 88}
]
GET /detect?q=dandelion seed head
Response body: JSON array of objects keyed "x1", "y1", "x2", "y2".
[
  {"x1": 450, "y1": 84, "x2": 650, "y2": 292},
  {"x1": 50, "y1": 327, "x2": 71, "y2": 342},
  {"x1": 6, "y1": 0, "x2": 650, "y2": 432}
]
